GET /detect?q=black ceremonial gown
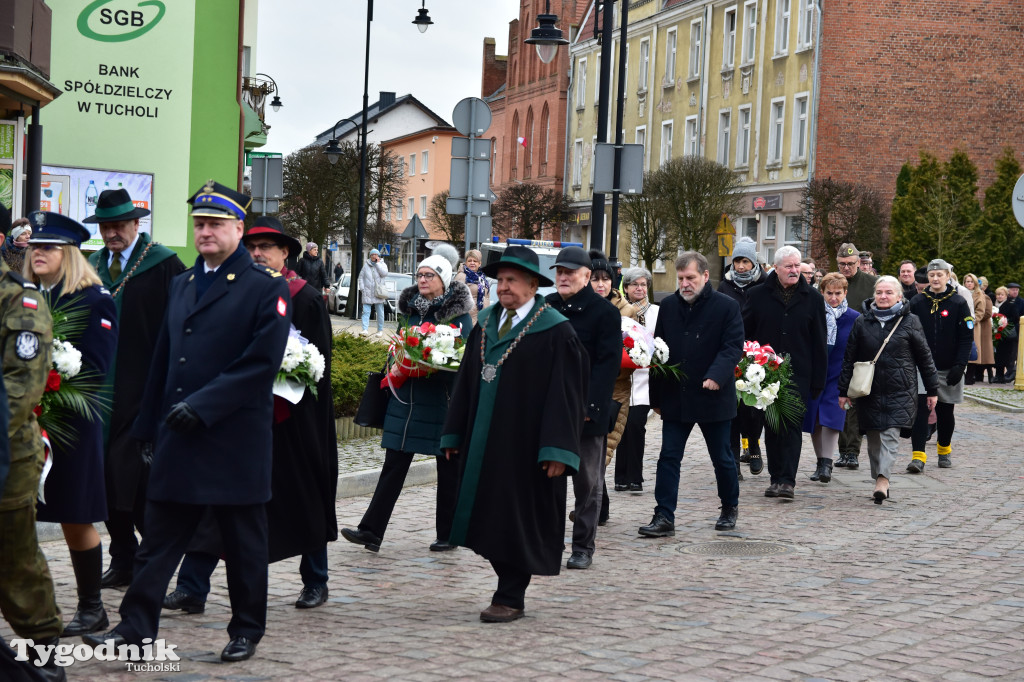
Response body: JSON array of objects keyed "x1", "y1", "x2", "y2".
[{"x1": 440, "y1": 295, "x2": 588, "y2": 576}]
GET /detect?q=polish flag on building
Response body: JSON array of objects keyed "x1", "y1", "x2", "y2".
[{"x1": 518, "y1": 136, "x2": 528, "y2": 148}]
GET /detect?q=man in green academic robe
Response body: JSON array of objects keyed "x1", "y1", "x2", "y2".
[{"x1": 442, "y1": 245, "x2": 588, "y2": 624}]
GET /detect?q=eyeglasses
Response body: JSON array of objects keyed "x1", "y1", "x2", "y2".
[
  {"x1": 416, "y1": 272, "x2": 437, "y2": 280},
  {"x1": 627, "y1": 281, "x2": 649, "y2": 288},
  {"x1": 836, "y1": 260, "x2": 858, "y2": 270}
]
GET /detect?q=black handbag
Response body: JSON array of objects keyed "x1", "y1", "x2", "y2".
[{"x1": 354, "y1": 366, "x2": 389, "y2": 428}]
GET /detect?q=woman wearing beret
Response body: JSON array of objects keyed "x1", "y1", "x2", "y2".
[
  {"x1": 27, "y1": 212, "x2": 118, "y2": 636},
  {"x1": 342, "y1": 254, "x2": 474, "y2": 552}
]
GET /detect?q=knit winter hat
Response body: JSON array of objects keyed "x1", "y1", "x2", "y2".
[
  {"x1": 418, "y1": 254, "x2": 453, "y2": 289},
  {"x1": 731, "y1": 236, "x2": 757, "y2": 264}
]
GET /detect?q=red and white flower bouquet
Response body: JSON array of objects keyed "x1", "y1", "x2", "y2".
[
  {"x1": 620, "y1": 317, "x2": 680, "y2": 377},
  {"x1": 735, "y1": 340, "x2": 802, "y2": 430}
]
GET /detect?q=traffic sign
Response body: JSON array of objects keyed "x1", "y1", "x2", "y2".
[
  {"x1": 452, "y1": 97, "x2": 492, "y2": 137},
  {"x1": 449, "y1": 158, "x2": 491, "y2": 200},
  {"x1": 593, "y1": 143, "x2": 645, "y2": 194},
  {"x1": 446, "y1": 196, "x2": 490, "y2": 217},
  {"x1": 452, "y1": 137, "x2": 492, "y2": 160}
]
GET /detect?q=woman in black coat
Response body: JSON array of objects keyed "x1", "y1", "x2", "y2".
[
  {"x1": 839, "y1": 276, "x2": 938, "y2": 503},
  {"x1": 28, "y1": 220, "x2": 118, "y2": 636}
]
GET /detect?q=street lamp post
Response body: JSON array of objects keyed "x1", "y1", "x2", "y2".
[{"x1": 256, "y1": 72, "x2": 283, "y2": 112}]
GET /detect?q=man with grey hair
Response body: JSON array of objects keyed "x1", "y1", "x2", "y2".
[
  {"x1": 742, "y1": 245, "x2": 827, "y2": 499},
  {"x1": 642, "y1": 251, "x2": 744, "y2": 534}
]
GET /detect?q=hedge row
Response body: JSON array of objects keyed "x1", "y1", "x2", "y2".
[{"x1": 330, "y1": 333, "x2": 390, "y2": 417}]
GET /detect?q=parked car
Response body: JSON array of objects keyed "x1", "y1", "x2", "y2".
[{"x1": 329, "y1": 271, "x2": 414, "y2": 320}]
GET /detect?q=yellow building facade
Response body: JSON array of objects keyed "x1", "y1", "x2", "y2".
[{"x1": 567, "y1": 0, "x2": 819, "y2": 290}]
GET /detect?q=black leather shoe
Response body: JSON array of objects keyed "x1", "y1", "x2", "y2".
[
  {"x1": 777, "y1": 483, "x2": 795, "y2": 499},
  {"x1": 628, "y1": 482, "x2": 643, "y2": 492},
  {"x1": 715, "y1": 505, "x2": 738, "y2": 531},
  {"x1": 748, "y1": 452, "x2": 764, "y2": 475},
  {"x1": 834, "y1": 453, "x2": 849, "y2": 468},
  {"x1": 82, "y1": 629, "x2": 126, "y2": 648},
  {"x1": 220, "y1": 636, "x2": 257, "y2": 662},
  {"x1": 764, "y1": 483, "x2": 780, "y2": 498},
  {"x1": 99, "y1": 567, "x2": 132, "y2": 589},
  {"x1": 818, "y1": 459, "x2": 833, "y2": 483},
  {"x1": 846, "y1": 454, "x2": 859, "y2": 470},
  {"x1": 566, "y1": 551, "x2": 592, "y2": 569},
  {"x1": 906, "y1": 459, "x2": 925, "y2": 474},
  {"x1": 62, "y1": 602, "x2": 109, "y2": 636},
  {"x1": 162, "y1": 589, "x2": 206, "y2": 614},
  {"x1": 938, "y1": 454, "x2": 952, "y2": 468},
  {"x1": 613, "y1": 483, "x2": 628, "y2": 492},
  {"x1": 295, "y1": 584, "x2": 328, "y2": 609},
  {"x1": 638, "y1": 513, "x2": 675, "y2": 537},
  {"x1": 430, "y1": 539, "x2": 457, "y2": 551},
  {"x1": 340, "y1": 527, "x2": 381, "y2": 552}
]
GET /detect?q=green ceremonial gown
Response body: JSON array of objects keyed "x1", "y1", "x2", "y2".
[{"x1": 441, "y1": 295, "x2": 588, "y2": 575}]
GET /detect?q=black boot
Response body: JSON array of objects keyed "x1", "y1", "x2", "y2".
[
  {"x1": 810, "y1": 457, "x2": 828, "y2": 481},
  {"x1": 818, "y1": 458, "x2": 833, "y2": 483},
  {"x1": 63, "y1": 545, "x2": 109, "y2": 637},
  {"x1": 29, "y1": 636, "x2": 68, "y2": 682},
  {"x1": 846, "y1": 454, "x2": 859, "y2": 470}
]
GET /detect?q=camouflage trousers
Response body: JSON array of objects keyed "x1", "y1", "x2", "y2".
[{"x1": 0, "y1": 451, "x2": 62, "y2": 640}]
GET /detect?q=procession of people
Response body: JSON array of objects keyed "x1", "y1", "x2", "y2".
[{"x1": 0, "y1": 184, "x2": 1021, "y2": 681}]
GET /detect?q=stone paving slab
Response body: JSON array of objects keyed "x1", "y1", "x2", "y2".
[{"x1": 5, "y1": 401, "x2": 1024, "y2": 680}]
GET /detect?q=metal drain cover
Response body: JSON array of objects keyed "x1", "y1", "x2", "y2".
[{"x1": 677, "y1": 541, "x2": 793, "y2": 557}]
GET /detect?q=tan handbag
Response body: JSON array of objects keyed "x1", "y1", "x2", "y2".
[{"x1": 848, "y1": 316, "x2": 903, "y2": 399}]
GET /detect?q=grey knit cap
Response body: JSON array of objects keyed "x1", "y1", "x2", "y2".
[{"x1": 731, "y1": 236, "x2": 757, "y2": 264}]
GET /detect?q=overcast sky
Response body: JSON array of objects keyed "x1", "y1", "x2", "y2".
[{"x1": 255, "y1": 0, "x2": 523, "y2": 157}]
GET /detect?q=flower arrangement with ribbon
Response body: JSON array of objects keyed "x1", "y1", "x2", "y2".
[
  {"x1": 382, "y1": 321, "x2": 466, "y2": 391},
  {"x1": 620, "y1": 317, "x2": 680, "y2": 377},
  {"x1": 734, "y1": 340, "x2": 802, "y2": 430},
  {"x1": 36, "y1": 297, "x2": 110, "y2": 451},
  {"x1": 992, "y1": 312, "x2": 1011, "y2": 346},
  {"x1": 274, "y1": 326, "x2": 326, "y2": 404}
]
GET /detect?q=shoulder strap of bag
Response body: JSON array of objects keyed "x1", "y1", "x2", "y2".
[{"x1": 871, "y1": 316, "x2": 904, "y2": 364}]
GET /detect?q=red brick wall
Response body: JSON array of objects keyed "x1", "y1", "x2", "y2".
[
  {"x1": 815, "y1": 1, "x2": 1024, "y2": 199},
  {"x1": 481, "y1": 38, "x2": 508, "y2": 101}
]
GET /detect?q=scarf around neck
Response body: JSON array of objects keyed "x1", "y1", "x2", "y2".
[
  {"x1": 871, "y1": 300, "x2": 903, "y2": 325},
  {"x1": 825, "y1": 298, "x2": 849, "y2": 346},
  {"x1": 411, "y1": 285, "x2": 455, "y2": 320},
  {"x1": 463, "y1": 265, "x2": 489, "y2": 310},
  {"x1": 731, "y1": 263, "x2": 762, "y2": 287}
]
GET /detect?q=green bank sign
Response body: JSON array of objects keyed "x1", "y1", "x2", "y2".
[{"x1": 77, "y1": 0, "x2": 166, "y2": 42}]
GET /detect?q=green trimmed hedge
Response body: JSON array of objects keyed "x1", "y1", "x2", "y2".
[{"x1": 331, "y1": 334, "x2": 390, "y2": 417}]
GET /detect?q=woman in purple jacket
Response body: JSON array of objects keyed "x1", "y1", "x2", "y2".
[{"x1": 802, "y1": 273, "x2": 859, "y2": 483}]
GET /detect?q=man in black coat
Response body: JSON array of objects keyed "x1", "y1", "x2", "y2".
[
  {"x1": 86, "y1": 189, "x2": 186, "y2": 589},
  {"x1": 84, "y1": 181, "x2": 291, "y2": 663},
  {"x1": 545, "y1": 246, "x2": 621, "y2": 570},
  {"x1": 743, "y1": 246, "x2": 827, "y2": 499},
  {"x1": 643, "y1": 251, "x2": 744, "y2": 535}
]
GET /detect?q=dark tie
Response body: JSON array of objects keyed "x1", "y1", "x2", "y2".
[
  {"x1": 498, "y1": 312, "x2": 515, "y2": 339},
  {"x1": 109, "y1": 256, "x2": 122, "y2": 280}
]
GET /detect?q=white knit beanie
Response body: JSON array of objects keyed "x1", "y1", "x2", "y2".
[{"x1": 418, "y1": 254, "x2": 453, "y2": 289}]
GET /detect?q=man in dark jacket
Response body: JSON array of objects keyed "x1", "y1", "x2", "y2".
[
  {"x1": 295, "y1": 242, "x2": 330, "y2": 292},
  {"x1": 86, "y1": 189, "x2": 186, "y2": 589},
  {"x1": 642, "y1": 251, "x2": 744, "y2": 535},
  {"x1": 743, "y1": 246, "x2": 827, "y2": 499},
  {"x1": 84, "y1": 180, "x2": 291, "y2": 663},
  {"x1": 834, "y1": 243, "x2": 877, "y2": 469},
  {"x1": 718, "y1": 236, "x2": 767, "y2": 477},
  {"x1": 545, "y1": 246, "x2": 621, "y2": 570},
  {"x1": 898, "y1": 260, "x2": 918, "y2": 301}
]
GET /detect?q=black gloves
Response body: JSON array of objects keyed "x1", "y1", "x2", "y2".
[
  {"x1": 946, "y1": 365, "x2": 965, "y2": 386},
  {"x1": 165, "y1": 402, "x2": 203, "y2": 433},
  {"x1": 139, "y1": 441, "x2": 154, "y2": 466}
]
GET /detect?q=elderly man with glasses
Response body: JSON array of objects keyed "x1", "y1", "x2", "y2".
[{"x1": 833, "y1": 243, "x2": 877, "y2": 470}]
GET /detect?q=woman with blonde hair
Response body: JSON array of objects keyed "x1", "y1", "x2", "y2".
[
  {"x1": 26, "y1": 212, "x2": 118, "y2": 636},
  {"x1": 962, "y1": 273, "x2": 993, "y2": 384},
  {"x1": 450, "y1": 247, "x2": 490, "y2": 325}
]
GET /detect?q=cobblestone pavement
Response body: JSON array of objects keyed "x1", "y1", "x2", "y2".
[{"x1": 7, "y1": 401, "x2": 1024, "y2": 681}]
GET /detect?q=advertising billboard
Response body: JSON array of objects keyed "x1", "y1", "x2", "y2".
[{"x1": 41, "y1": 164, "x2": 153, "y2": 247}]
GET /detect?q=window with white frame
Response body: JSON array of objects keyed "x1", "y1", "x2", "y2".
[
  {"x1": 421, "y1": 196, "x2": 427, "y2": 217},
  {"x1": 723, "y1": 6, "x2": 736, "y2": 69},
  {"x1": 742, "y1": 217, "x2": 758, "y2": 240},
  {"x1": 688, "y1": 19, "x2": 702, "y2": 79},
  {"x1": 775, "y1": 0, "x2": 790, "y2": 56},
  {"x1": 797, "y1": 0, "x2": 815, "y2": 49},
  {"x1": 408, "y1": 197, "x2": 416, "y2": 217},
  {"x1": 576, "y1": 58, "x2": 587, "y2": 108},
  {"x1": 572, "y1": 139, "x2": 583, "y2": 186},
  {"x1": 408, "y1": 154, "x2": 416, "y2": 176},
  {"x1": 768, "y1": 98, "x2": 785, "y2": 164},
  {"x1": 736, "y1": 105, "x2": 751, "y2": 167},
  {"x1": 785, "y1": 215, "x2": 804, "y2": 244},
  {"x1": 636, "y1": 126, "x2": 647, "y2": 164},
  {"x1": 421, "y1": 150, "x2": 429, "y2": 173},
  {"x1": 590, "y1": 135, "x2": 597, "y2": 184},
  {"x1": 742, "y1": 1, "x2": 757, "y2": 64},
  {"x1": 684, "y1": 116, "x2": 698, "y2": 156},
  {"x1": 765, "y1": 214, "x2": 777, "y2": 239},
  {"x1": 665, "y1": 28, "x2": 677, "y2": 82},
  {"x1": 661, "y1": 121, "x2": 673, "y2": 164},
  {"x1": 386, "y1": 205, "x2": 392, "y2": 222},
  {"x1": 396, "y1": 200, "x2": 403, "y2": 221},
  {"x1": 717, "y1": 110, "x2": 731, "y2": 165},
  {"x1": 639, "y1": 38, "x2": 650, "y2": 90},
  {"x1": 791, "y1": 93, "x2": 809, "y2": 162}
]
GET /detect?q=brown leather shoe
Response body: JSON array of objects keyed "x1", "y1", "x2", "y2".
[{"x1": 479, "y1": 603, "x2": 525, "y2": 623}]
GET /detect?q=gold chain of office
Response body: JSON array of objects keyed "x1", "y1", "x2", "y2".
[
  {"x1": 109, "y1": 240, "x2": 158, "y2": 299},
  {"x1": 480, "y1": 303, "x2": 547, "y2": 383}
]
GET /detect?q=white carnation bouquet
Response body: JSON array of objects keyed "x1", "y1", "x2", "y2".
[
  {"x1": 620, "y1": 317, "x2": 679, "y2": 377},
  {"x1": 274, "y1": 326, "x2": 326, "y2": 403}
]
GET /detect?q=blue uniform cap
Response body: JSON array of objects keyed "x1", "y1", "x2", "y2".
[
  {"x1": 188, "y1": 179, "x2": 251, "y2": 220},
  {"x1": 26, "y1": 211, "x2": 91, "y2": 246}
]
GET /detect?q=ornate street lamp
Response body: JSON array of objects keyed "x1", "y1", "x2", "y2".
[
  {"x1": 524, "y1": 1, "x2": 569, "y2": 64},
  {"x1": 323, "y1": 118, "x2": 359, "y2": 165},
  {"x1": 256, "y1": 72, "x2": 283, "y2": 112},
  {"x1": 412, "y1": 1, "x2": 433, "y2": 33}
]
